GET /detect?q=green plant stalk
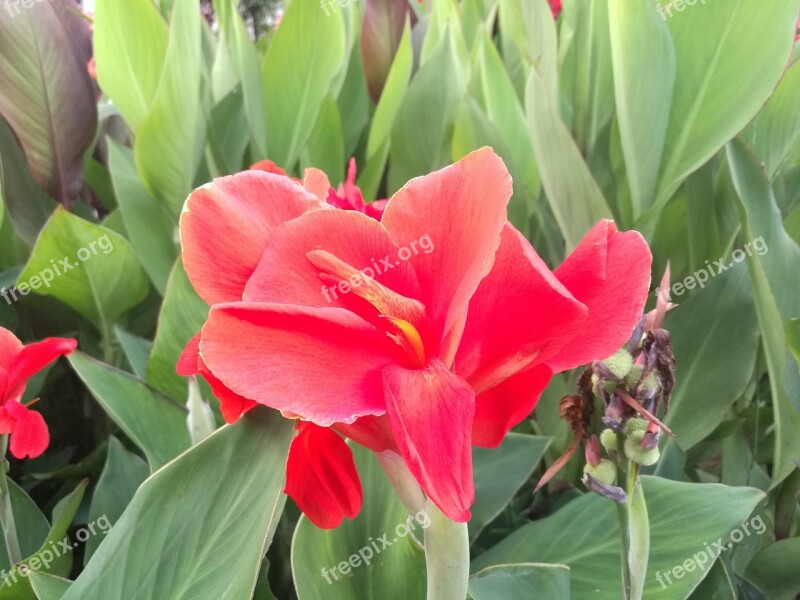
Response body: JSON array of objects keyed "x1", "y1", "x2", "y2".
[
  {"x1": 0, "y1": 435, "x2": 22, "y2": 565},
  {"x1": 422, "y1": 499, "x2": 470, "y2": 600},
  {"x1": 615, "y1": 434, "x2": 650, "y2": 600},
  {"x1": 774, "y1": 469, "x2": 800, "y2": 539}
]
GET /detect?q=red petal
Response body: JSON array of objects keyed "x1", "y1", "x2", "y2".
[
  {"x1": 176, "y1": 331, "x2": 202, "y2": 376},
  {"x1": 471, "y1": 364, "x2": 552, "y2": 448},
  {"x1": 0, "y1": 328, "x2": 23, "y2": 372},
  {"x1": 5, "y1": 338, "x2": 77, "y2": 403},
  {"x1": 381, "y1": 148, "x2": 511, "y2": 363},
  {"x1": 547, "y1": 220, "x2": 652, "y2": 372},
  {"x1": 201, "y1": 303, "x2": 401, "y2": 426},
  {"x1": 249, "y1": 160, "x2": 287, "y2": 176},
  {"x1": 302, "y1": 168, "x2": 332, "y2": 202},
  {"x1": 197, "y1": 359, "x2": 258, "y2": 424},
  {"x1": 456, "y1": 223, "x2": 586, "y2": 393},
  {"x1": 180, "y1": 172, "x2": 325, "y2": 305},
  {"x1": 285, "y1": 423, "x2": 362, "y2": 529},
  {"x1": 383, "y1": 359, "x2": 475, "y2": 522},
  {"x1": 334, "y1": 415, "x2": 397, "y2": 453},
  {"x1": 7, "y1": 402, "x2": 50, "y2": 459}
]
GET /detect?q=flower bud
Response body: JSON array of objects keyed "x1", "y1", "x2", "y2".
[
  {"x1": 624, "y1": 430, "x2": 660, "y2": 466},
  {"x1": 603, "y1": 349, "x2": 633, "y2": 379},
  {"x1": 583, "y1": 458, "x2": 617, "y2": 485},
  {"x1": 625, "y1": 364, "x2": 644, "y2": 389},
  {"x1": 625, "y1": 417, "x2": 649, "y2": 434},
  {"x1": 600, "y1": 428, "x2": 618, "y2": 453}
]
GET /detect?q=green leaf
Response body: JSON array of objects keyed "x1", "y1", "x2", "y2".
[
  {"x1": 16, "y1": 208, "x2": 149, "y2": 329},
  {"x1": 68, "y1": 351, "x2": 190, "y2": 470},
  {"x1": 525, "y1": 69, "x2": 613, "y2": 252},
  {"x1": 61, "y1": 409, "x2": 294, "y2": 600},
  {"x1": 472, "y1": 477, "x2": 765, "y2": 599},
  {"x1": 147, "y1": 259, "x2": 209, "y2": 401},
  {"x1": 744, "y1": 538, "x2": 800, "y2": 600},
  {"x1": 94, "y1": 0, "x2": 168, "y2": 132},
  {"x1": 107, "y1": 139, "x2": 177, "y2": 295},
  {"x1": 787, "y1": 318, "x2": 800, "y2": 369},
  {"x1": 469, "y1": 433, "x2": 550, "y2": 544},
  {"x1": 134, "y1": 0, "x2": 204, "y2": 216},
  {"x1": 84, "y1": 437, "x2": 149, "y2": 563},
  {"x1": 744, "y1": 59, "x2": 800, "y2": 179},
  {"x1": 0, "y1": 479, "x2": 49, "y2": 574},
  {"x1": 664, "y1": 267, "x2": 759, "y2": 449},
  {"x1": 727, "y1": 139, "x2": 800, "y2": 486},
  {"x1": 468, "y1": 563, "x2": 571, "y2": 599},
  {"x1": 652, "y1": 0, "x2": 798, "y2": 207},
  {"x1": 27, "y1": 572, "x2": 71, "y2": 600},
  {"x1": 113, "y1": 327, "x2": 152, "y2": 380},
  {"x1": 0, "y1": 1, "x2": 97, "y2": 203},
  {"x1": 262, "y1": 0, "x2": 346, "y2": 168},
  {"x1": 608, "y1": 0, "x2": 675, "y2": 218},
  {"x1": 359, "y1": 20, "x2": 413, "y2": 201},
  {"x1": 292, "y1": 444, "x2": 427, "y2": 600},
  {"x1": 301, "y1": 94, "x2": 345, "y2": 184}
]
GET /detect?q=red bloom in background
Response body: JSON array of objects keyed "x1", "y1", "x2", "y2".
[
  {"x1": 0, "y1": 328, "x2": 77, "y2": 459},
  {"x1": 178, "y1": 148, "x2": 651, "y2": 527},
  {"x1": 549, "y1": 0, "x2": 562, "y2": 18},
  {"x1": 326, "y1": 158, "x2": 388, "y2": 220}
]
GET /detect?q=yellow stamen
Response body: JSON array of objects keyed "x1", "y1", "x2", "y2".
[{"x1": 386, "y1": 317, "x2": 426, "y2": 367}]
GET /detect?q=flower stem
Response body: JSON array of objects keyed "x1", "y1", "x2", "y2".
[
  {"x1": 617, "y1": 463, "x2": 649, "y2": 600},
  {"x1": 422, "y1": 499, "x2": 469, "y2": 600},
  {"x1": 0, "y1": 435, "x2": 22, "y2": 565}
]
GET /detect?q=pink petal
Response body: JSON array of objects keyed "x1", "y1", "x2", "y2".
[
  {"x1": 547, "y1": 220, "x2": 652, "y2": 372},
  {"x1": 456, "y1": 223, "x2": 586, "y2": 393},
  {"x1": 201, "y1": 303, "x2": 402, "y2": 426},
  {"x1": 7, "y1": 401, "x2": 50, "y2": 459},
  {"x1": 302, "y1": 168, "x2": 332, "y2": 202},
  {"x1": 471, "y1": 364, "x2": 552, "y2": 448},
  {"x1": 334, "y1": 415, "x2": 397, "y2": 453},
  {"x1": 243, "y1": 209, "x2": 422, "y2": 316},
  {"x1": 176, "y1": 331, "x2": 202, "y2": 376},
  {"x1": 285, "y1": 423, "x2": 362, "y2": 529},
  {"x1": 383, "y1": 359, "x2": 475, "y2": 522},
  {"x1": 5, "y1": 338, "x2": 77, "y2": 403},
  {"x1": 381, "y1": 147, "x2": 511, "y2": 363},
  {"x1": 180, "y1": 172, "x2": 326, "y2": 305},
  {"x1": 0, "y1": 328, "x2": 23, "y2": 400}
]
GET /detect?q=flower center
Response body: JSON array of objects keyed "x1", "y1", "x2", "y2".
[{"x1": 384, "y1": 317, "x2": 426, "y2": 368}]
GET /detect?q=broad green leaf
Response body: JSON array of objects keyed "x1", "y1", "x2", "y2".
[
  {"x1": 0, "y1": 118, "x2": 54, "y2": 245},
  {"x1": 292, "y1": 444, "x2": 427, "y2": 600},
  {"x1": 84, "y1": 437, "x2": 149, "y2": 563},
  {"x1": 361, "y1": 0, "x2": 411, "y2": 102},
  {"x1": 727, "y1": 140, "x2": 800, "y2": 486},
  {"x1": 94, "y1": 0, "x2": 168, "y2": 131},
  {"x1": 301, "y1": 94, "x2": 345, "y2": 184},
  {"x1": 608, "y1": 0, "x2": 675, "y2": 217},
  {"x1": 525, "y1": 69, "x2": 613, "y2": 252},
  {"x1": 787, "y1": 318, "x2": 800, "y2": 369},
  {"x1": 0, "y1": 479, "x2": 49, "y2": 574},
  {"x1": 212, "y1": 0, "x2": 268, "y2": 156},
  {"x1": 388, "y1": 25, "x2": 467, "y2": 192},
  {"x1": 652, "y1": 0, "x2": 798, "y2": 211},
  {"x1": 336, "y1": 44, "x2": 369, "y2": 159},
  {"x1": 207, "y1": 86, "x2": 251, "y2": 176},
  {"x1": 468, "y1": 563, "x2": 571, "y2": 599},
  {"x1": 107, "y1": 140, "x2": 177, "y2": 294},
  {"x1": 359, "y1": 20, "x2": 413, "y2": 201},
  {"x1": 461, "y1": 0, "x2": 500, "y2": 49},
  {"x1": 469, "y1": 433, "x2": 550, "y2": 544},
  {"x1": 0, "y1": 1, "x2": 97, "y2": 203},
  {"x1": 687, "y1": 560, "x2": 736, "y2": 600},
  {"x1": 472, "y1": 477, "x2": 765, "y2": 599},
  {"x1": 27, "y1": 573, "x2": 71, "y2": 600},
  {"x1": 147, "y1": 260, "x2": 209, "y2": 401},
  {"x1": 62, "y1": 409, "x2": 294, "y2": 600},
  {"x1": 664, "y1": 267, "x2": 759, "y2": 449},
  {"x1": 135, "y1": 0, "x2": 204, "y2": 216},
  {"x1": 114, "y1": 327, "x2": 152, "y2": 380},
  {"x1": 744, "y1": 538, "x2": 800, "y2": 600},
  {"x1": 262, "y1": 0, "x2": 346, "y2": 168},
  {"x1": 69, "y1": 352, "x2": 190, "y2": 470},
  {"x1": 745, "y1": 59, "x2": 800, "y2": 179},
  {"x1": 17, "y1": 209, "x2": 149, "y2": 330}
]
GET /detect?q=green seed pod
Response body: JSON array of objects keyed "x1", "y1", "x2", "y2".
[
  {"x1": 600, "y1": 428, "x2": 618, "y2": 453},
  {"x1": 625, "y1": 364, "x2": 644, "y2": 389},
  {"x1": 625, "y1": 417, "x2": 649, "y2": 434},
  {"x1": 603, "y1": 349, "x2": 634, "y2": 379},
  {"x1": 624, "y1": 431, "x2": 660, "y2": 466},
  {"x1": 583, "y1": 459, "x2": 617, "y2": 486}
]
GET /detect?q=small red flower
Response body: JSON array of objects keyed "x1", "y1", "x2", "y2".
[
  {"x1": 0, "y1": 328, "x2": 77, "y2": 459},
  {"x1": 326, "y1": 158, "x2": 388, "y2": 220},
  {"x1": 549, "y1": 0, "x2": 562, "y2": 18}
]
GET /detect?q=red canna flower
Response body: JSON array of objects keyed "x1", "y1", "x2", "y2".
[
  {"x1": 326, "y1": 158, "x2": 388, "y2": 219},
  {"x1": 549, "y1": 0, "x2": 562, "y2": 18},
  {"x1": 0, "y1": 328, "x2": 77, "y2": 459},
  {"x1": 178, "y1": 148, "x2": 651, "y2": 526}
]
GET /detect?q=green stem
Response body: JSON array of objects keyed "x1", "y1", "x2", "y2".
[
  {"x1": 626, "y1": 466, "x2": 649, "y2": 600},
  {"x1": 422, "y1": 499, "x2": 470, "y2": 600},
  {"x1": 0, "y1": 435, "x2": 21, "y2": 565}
]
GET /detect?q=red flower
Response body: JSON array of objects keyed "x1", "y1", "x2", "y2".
[
  {"x1": 549, "y1": 0, "x2": 562, "y2": 18},
  {"x1": 0, "y1": 328, "x2": 77, "y2": 459},
  {"x1": 178, "y1": 148, "x2": 651, "y2": 526},
  {"x1": 326, "y1": 158, "x2": 388, "y2": 220}
]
